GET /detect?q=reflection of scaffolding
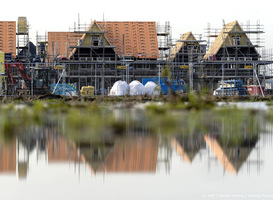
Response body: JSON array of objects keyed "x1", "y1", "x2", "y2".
[
  {"x1": 157, "y1": 136, "x2": 172, "y2": 173},
  {"x1": 157, "y1": 21, "x2": 172, "y2": 60}
]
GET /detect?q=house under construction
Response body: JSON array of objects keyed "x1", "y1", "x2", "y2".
[
  {"x1": 2, "y1": 17, "x2": 273, "y2": 96},
  {"x1": 50, "y1": 20, "x2": 161, "y2": 94},
  {"x1": 201, "y1": 21, "x2": 266, "y2": 90},
  {"x1": 51, "y1": 20, "x2": 272, "y2": 94},
  {"x1": 165, "y1": 20, "x2": 273, "y2": 92}
]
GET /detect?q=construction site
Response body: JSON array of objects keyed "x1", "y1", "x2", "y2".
[{"x1": 1, "y1": 17, "x2": 273, "y2": 96}]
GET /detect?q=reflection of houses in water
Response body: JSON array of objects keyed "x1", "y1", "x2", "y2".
[
  {"x1": 0, "y1": 131, "x2": 162, "y2": 178},
  {"x1": 47, "y1": 134, "x2": 79, "y2": 162},
  {"x1": 171, "y1": 133, "x2": 261, "y2": 175},
  {"x1": 204, "y1": 134, "x2": 259, "y2": 175},
  {"x1": 0, "y1": 131, "x2": 263, "y2": 178},
  {"x1": 79, "y1": 137, "x2": 159, "y2": 174},
  {"x1": 47, "y1": 134, "x2": 160, "y2": 174},
  {"x1": 171, "y1": 134, "x2": 205, "y2": 164},
  {"x1": 97, "y1": 137, "x2": 158, "y2": 173},
  {"x1": 0, "y1": 138, "x2": 28, "y2": 179},
  {"x1": 0, "y1": 139, "x2": 16, "y2": 174},
  {"x1": 17, "y1": 141, "x2": 29, "y2": 179},
  {"x1": 75, "y1": 140, "x2": 114, "y2": 174},
  {"x1": 17, "y1": 126, "x2": 51, "y2": 179},
  {"x1": 0, "y1": 126, "x2": 58, "y2": 179}
]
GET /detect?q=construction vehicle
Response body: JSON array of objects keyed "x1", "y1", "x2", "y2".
[
  {"x1": 213, "y1": 80, "x2": 248, "y2": 96},
  {"x1": 4, "y1": 59, "x2": 50, "y2": 95}
]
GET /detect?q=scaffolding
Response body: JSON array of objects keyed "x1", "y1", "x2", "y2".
[
  {"x1": 157, "y1": 21, "x2": 172, "y2": 60},
  {"x1": 205, "y1": 20, "x2": 264, "y2": 59},
  {"x1": 36, "y1": 32, "x2": 48, "y2": 63},
  {"x1": 65, "y1": 20, "x2": 116, "y2": 94},
  {"x1": 5, "y1": 18, "x2": 273, "y2": 96},
  {"x1": 51, "y1": 20, "x2": 162, "y2": 95},
  {"x1": 200, "y1": 20, "x2": 273, "y2": 92},
  {"x1": 17, "y1": 17, "x2": 30, "y2": 63},
  {"x1": 45, "y1": 19, "x2": 273, "y2": 95},
  {"x1": 5, "y1": 17, "x2": 31, "y2": 95}
]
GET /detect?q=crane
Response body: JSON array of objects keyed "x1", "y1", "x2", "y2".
[{"x1": 5, "y1": 59, "x2": 50, "y2": 95}]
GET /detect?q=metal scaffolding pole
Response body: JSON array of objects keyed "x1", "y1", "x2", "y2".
[{"x1": 189, "y1": 63, "x2": 194, "y2": 91}]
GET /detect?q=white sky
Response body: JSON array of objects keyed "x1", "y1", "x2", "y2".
[{"x1": 2, "y1": 0, "x2": 273, "y2": 50}]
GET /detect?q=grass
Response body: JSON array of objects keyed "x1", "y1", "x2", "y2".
[{"x1": 0, "y1": 97, "x2": 267, "y2": 147}]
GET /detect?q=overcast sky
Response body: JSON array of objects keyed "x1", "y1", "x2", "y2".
[{"x1": 2, "y1": 0, "x2": 273, "y2": 50}]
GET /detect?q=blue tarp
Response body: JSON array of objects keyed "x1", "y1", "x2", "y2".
[
  {"x1": 142, "y1": 77, "x2": 186, "y2": 95},
  {"x1": 51, "y1": 83, "x2": 76, "y2": 95}
]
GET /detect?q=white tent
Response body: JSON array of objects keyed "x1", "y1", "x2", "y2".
[
  {"x1": 109, "y1": 80, "x2": 129, "y2": 96},
  {"x1": 129, "y1": 80, "x2": 145, "y2": 96},
  {"x1": 144, "y1": 81, "x2": 160, "y2": 96}
]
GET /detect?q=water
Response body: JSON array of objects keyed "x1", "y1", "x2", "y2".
[{"x1": 0, "y1": 102, "x2": 273, "y2": 200}]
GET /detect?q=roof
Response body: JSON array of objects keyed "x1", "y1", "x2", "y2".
[
  {"x1": 97, "y1": 21, "x2": 159, "y2": 59},
  {"x1": 48, "y1": 32, "x2": 81, "y2": 58},
  {"x1": 49, "y1": 21, "x2": 159, "y2": 60},
  {"x1": 69, "y1": 20, "x2": 114, "y2": 59},
  {"x1": 0, "y1": 21, "x2": 16, "y2": 57},
  {"x1": 169, "y1": 32, "x2": 198, "y2": 61},
  {"x1": 204, "y1": 20, "x2": 258, "y2": 59},
  {"x1": 18, "y1": 41, "x2": 36, "y2": 60}
]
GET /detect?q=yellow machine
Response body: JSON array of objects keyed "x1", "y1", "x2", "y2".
[
  {"x1": 0, "y1": 51, "x2": 6, "y2": 94},
  {"x1": 80, "y1": 86, "x2": 95, "y2": 96},
  {"x1": 18, "y1": 17, "x2": 28, "y2": 34}
]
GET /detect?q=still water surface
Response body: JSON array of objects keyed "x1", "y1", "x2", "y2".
[{"x1": 0, "y1": 102, "x2": 273, "y2": 200}]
